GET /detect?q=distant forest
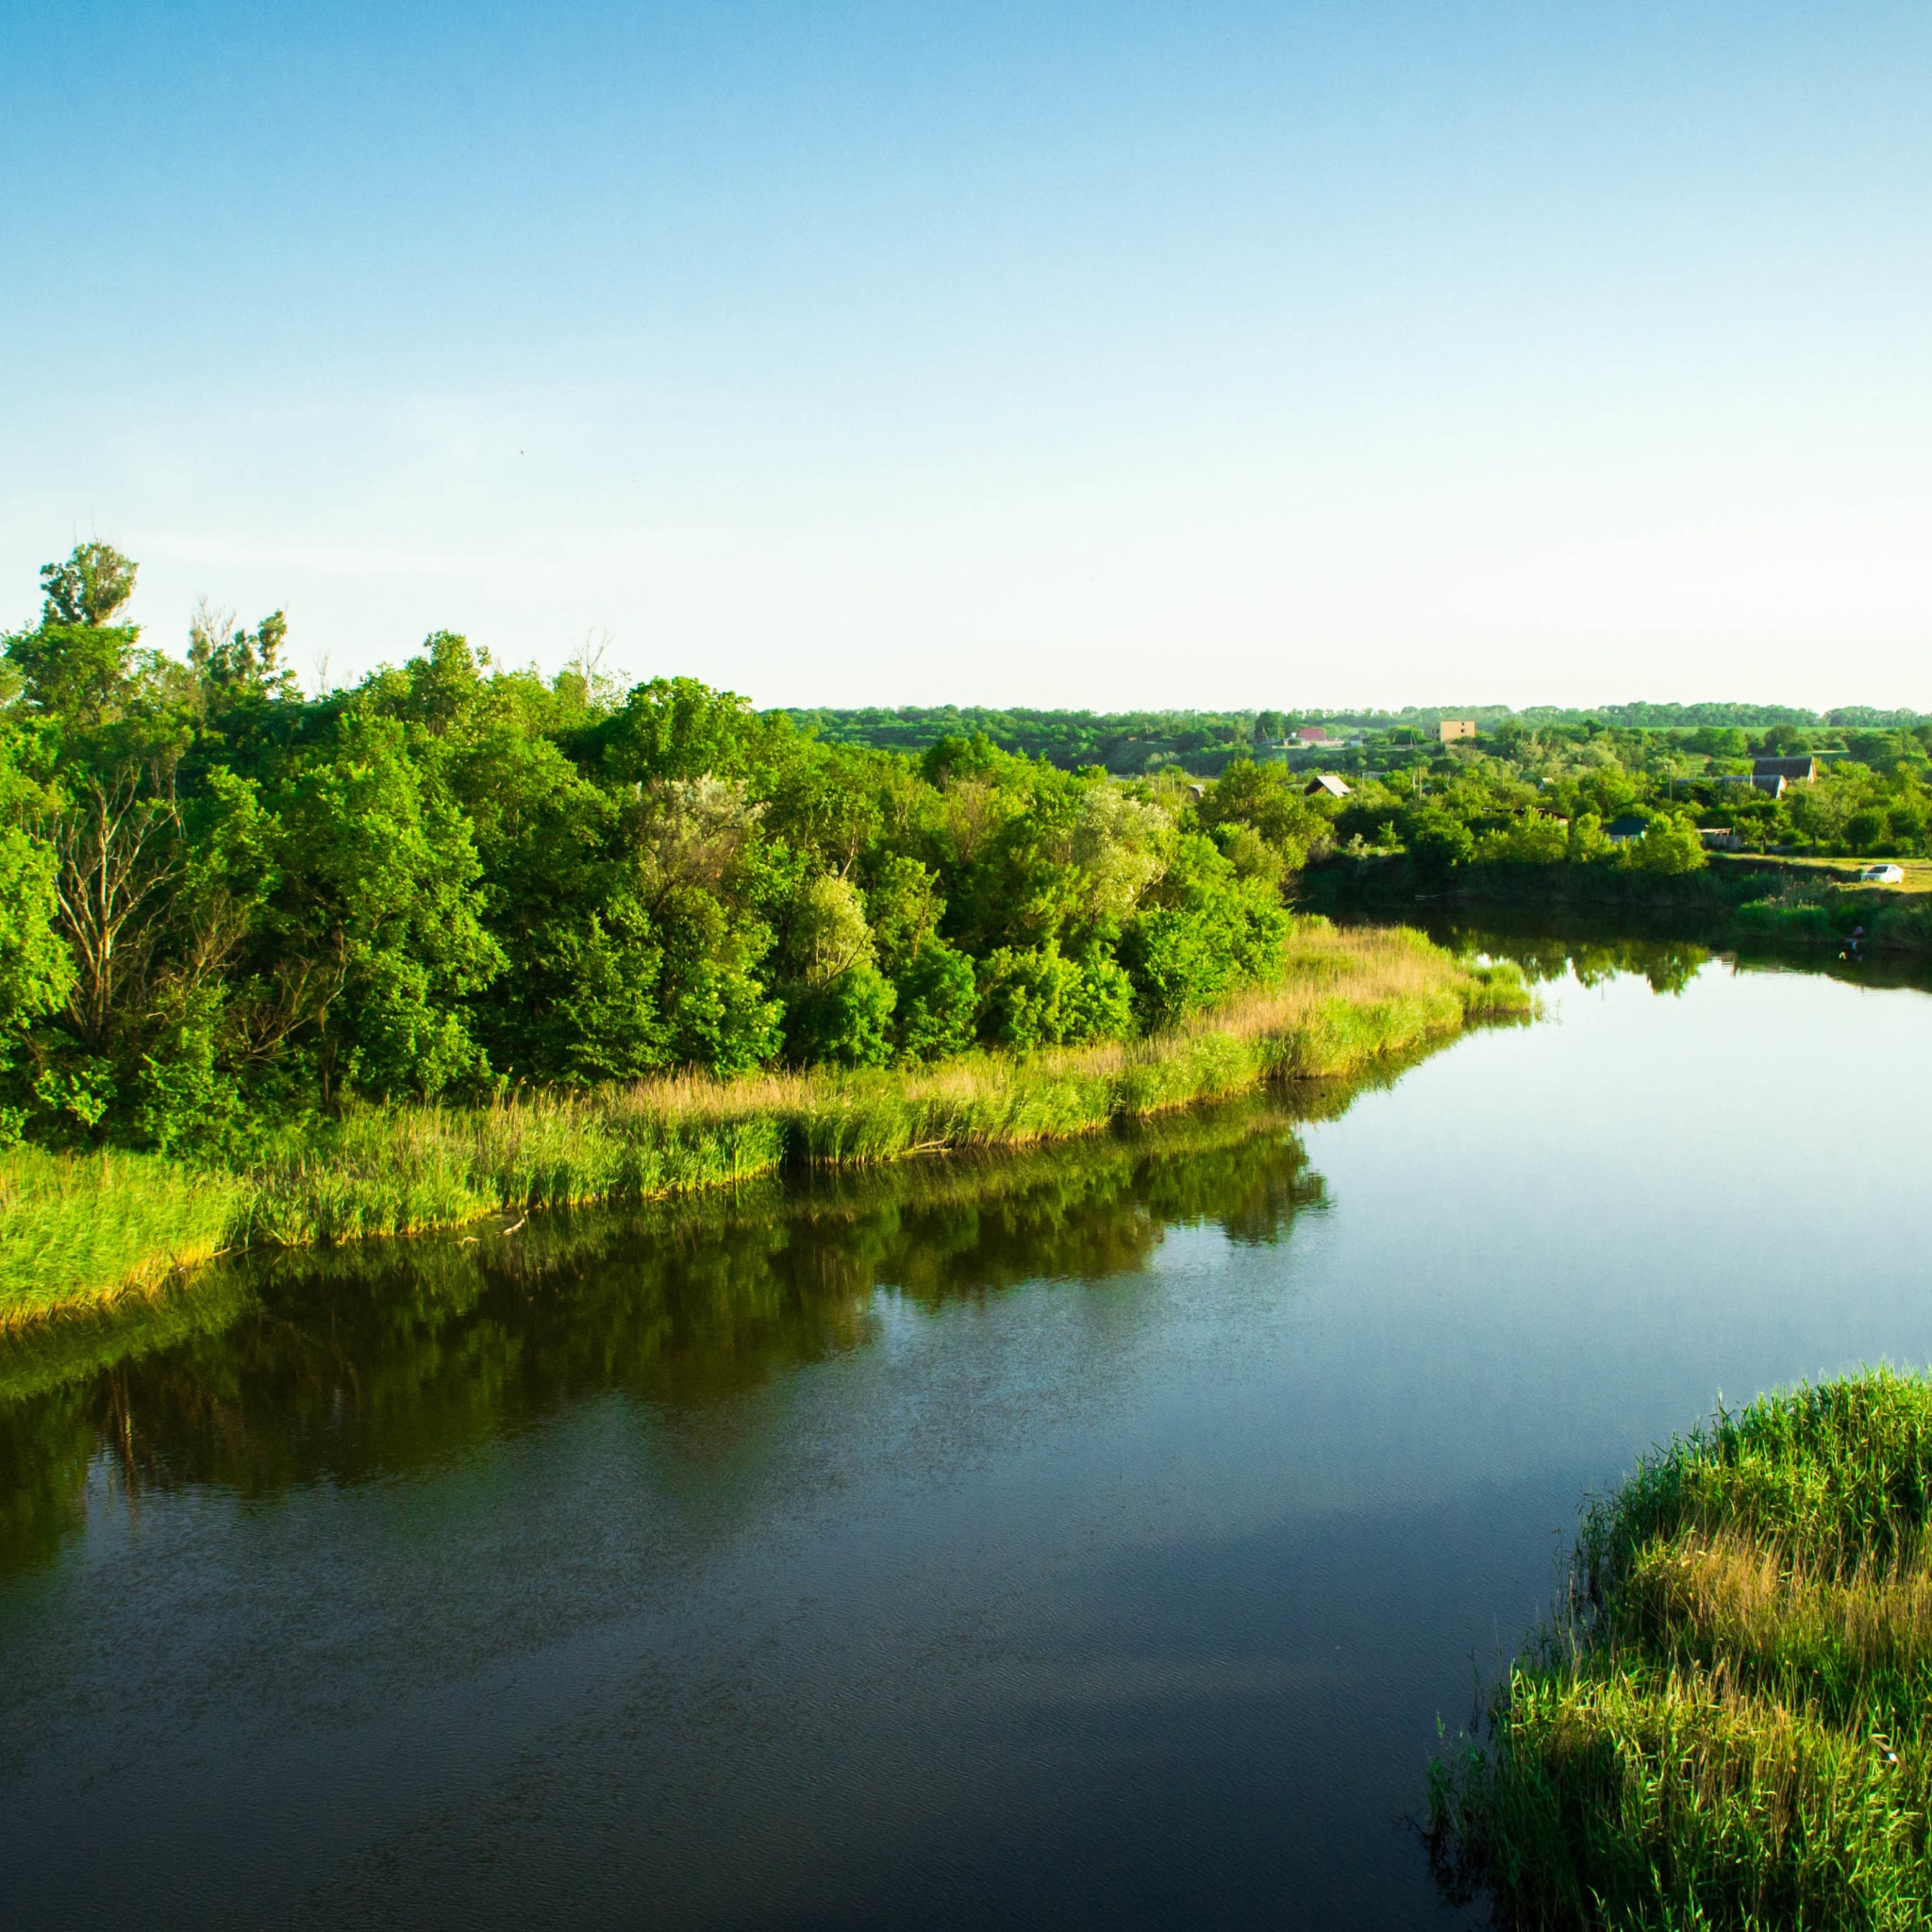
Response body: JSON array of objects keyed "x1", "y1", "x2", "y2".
[{"x1": 788, "y1": 703, "x2": 1932, "y2": 776}]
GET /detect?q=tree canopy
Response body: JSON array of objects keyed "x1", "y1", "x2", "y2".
[{"x1": 0, "y1": 544, "x2": 1328, "y2": 1156}]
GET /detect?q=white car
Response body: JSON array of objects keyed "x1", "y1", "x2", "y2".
[{"x1": 1860, "y1": 863, "x2": 1906, "y2": 884}]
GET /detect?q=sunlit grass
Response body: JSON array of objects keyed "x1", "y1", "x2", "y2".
[
  {"x1": 0, "y1": 1145, "x2": 245, "y2": 1328},
  {"x1": 2, "y1": 919, "x2": 1528, "y2": 1324},
  {"x1": 1428, "y1": 1368, "x2": 1932, "y2": 1929}
]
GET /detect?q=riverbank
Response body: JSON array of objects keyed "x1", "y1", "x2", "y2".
[
  {"x1": 1307, "y1": 850, "x2": 1932, "y2": 958},
  {"x1": 0, "y1": 1089, "x2": 1325, "y2": 1440},
  {"x1": 1428, "y1": 1369, "x2": 1932, "y2": 1926},
  {"x1": 0, "y1": 920, "x2": 1529, "y2": 1327}
]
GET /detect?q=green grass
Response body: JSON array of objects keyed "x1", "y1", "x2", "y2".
[
  {"x1": 1428, "y1": 1369, "x2": 1932, "y2": 1929},
  {"x1": 0, "y1": 1089, "x2": 1323, "y2": 1414},
  {"x1": 1732, "y1": 897, "x2": 1843, "y2": 942},
  {"x1": 0, "y1": 921, "x2": 1529, "y2": 1327},
  {"x1": 0, "y1": 1146, "x2": 246, "y2": 1327}
]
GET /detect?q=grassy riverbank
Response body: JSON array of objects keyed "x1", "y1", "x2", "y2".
[
  {"x1": 0, "y1": 1090, "x2": 1321, "y2": 1424},
  {"x1": 1310, "y1": 850, "x2": 1932, "y2": 962},
  {"x1": 1428, "y1": 1369, "x2": 1932, "y2": 1929},
  {"x1": 0, "y1": 921, "x2": 1526, "y2": 1327}
]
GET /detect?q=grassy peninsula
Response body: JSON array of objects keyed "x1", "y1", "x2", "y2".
[
  {"x1": 0, "y1": 921, "x2": 1528, "y2": 1326},
  {"x1": 1428, "y1": 1370, "x2": 1932, "y2": 1929}
]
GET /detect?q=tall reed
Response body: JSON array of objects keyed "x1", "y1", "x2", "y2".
[
  {"x1": 2, "y1": 920, "x2": 1527, "y2": 1325},
  {"x1": 1429, "y1": 1368, "x2": 1932, "y2": 1928},
  {"x1": 0, "y1": 1144, "x2": 244, "y2": 1327}
]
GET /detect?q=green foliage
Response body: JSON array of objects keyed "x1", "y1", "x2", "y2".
[
  {"x1": 1121, "y1": 835, "x2": 1290, "y2": 1029},
  {"x1": 1403, "y1": 807, "x2": 1477, "y2": 876},
  {"x1": 0, "y1": 541, "x2": 1526, "y2": 1172},
  {"x1": 134, "y1": 988, "x2": 242, "y2": 1157},
  {"x1": 1473, "y1": 812, "x2": 1569, "y2": 865},
  {"x1": 1627, "y1": 810, "x2": 1707, "y2": 874},
  {"x1": 188, "y1": 601, "x2": 296, "y2": 699},
  {"x1": 974, "y1": 945, "x2": 1091, "y2": 1051},
  {"x1": 271, "y1": 708, "x2": 504, "y2": 1097},
  {"x1": 0, "y1": 732, "x2": 71, "y2": 1053},
  {"x1": 864, "y1": 855, "x2": 944, "y2": 974},
  {"x1": 1198, "y1": 758, "x2": 1325, "y2": 869},
  {"x1": 785, "y1": 961, "x2": 897, "y2": 1068},
  {"x1": 891, "y1": 943, "x2": 976, "y2": 1062},
  {"x1": 805, "y1": 708, "x2": 1269, "y2": 776},
  {"x1": 39, "y1": 542, "x2": 138, "y2": 627}
]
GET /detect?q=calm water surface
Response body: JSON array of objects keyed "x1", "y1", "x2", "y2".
[{"x1": 5, "y1": 943, "x2": 1932, "y2": 1930}]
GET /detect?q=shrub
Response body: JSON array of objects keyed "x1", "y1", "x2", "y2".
[
  {"x1": 975, "y1": 945, "x2": 1085, "y2": 1052},
  {"x1": 784, "y1": 960, "x2": 897, "y2": 1068},
  {"x1": 1627, "y1": 810, "x2": 1707, "y2": 874},
  {"x1": 892, "y1": 945, "x2": 976, "y2": 1063}
]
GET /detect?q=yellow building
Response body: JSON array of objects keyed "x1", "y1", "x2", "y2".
[{"x1": 1438, "y1": 719, "x2": 1478, "y2": 743}]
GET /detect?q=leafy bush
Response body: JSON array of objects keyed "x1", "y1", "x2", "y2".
[
  {"x1": 891, "y1": 944, "x2": 977, "y2": 1062},
  {"x1": 974, "y1": 945, "x2": 1086, "y2": 1051},
  {"x1": 785, "y1": 961, "x2": 897, "y2": 1068}
]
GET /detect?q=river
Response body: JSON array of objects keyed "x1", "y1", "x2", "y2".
[{"x1": 4, "y1": 939, "x2": 1930, "y2": 1929}]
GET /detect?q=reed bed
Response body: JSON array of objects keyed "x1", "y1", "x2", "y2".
[
  {"x1": 1428, "y1": 1369, "x2": 1932, "y2": 1929},
  {"x1": 1, "y1": 920, "x2": 1527, "y2": 1324},
  {"x1": 0, "y1": 1145, "x2": 245, "y2": 1327}
]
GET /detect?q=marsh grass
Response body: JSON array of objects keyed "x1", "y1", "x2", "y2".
[
  {"x1": 1429, "y1": 1368, "x2": 1932, "y2": 1929},
  {"x1": 0, "y1": 1146, "x2": 245, "y2": 1329},
  {"x1": 2, "y1": 920, "x2": 1527, "y2": 1324}
]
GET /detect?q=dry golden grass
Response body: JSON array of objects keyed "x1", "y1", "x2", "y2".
[{"x1": 1639, "y1": 1527, "x2": 1932, "y2": 1681}]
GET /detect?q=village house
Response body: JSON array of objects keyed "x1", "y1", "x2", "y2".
[
  {"x1": 1438, "y1": 719, "x2": 1477, "y2": 743},
  {"x1": 1753, "y1": 756, "x2": 1820, "y2": 785},
  {"x1": 1605, "y1": 815, "x2": 1648, "y2": 845},
  {"x1": 1304, "y1": 774, "x2": 1351, "y2": 799}
]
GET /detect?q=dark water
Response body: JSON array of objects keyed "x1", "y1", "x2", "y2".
[{"x1": 6, "y1": 941, "x2": 1932, "y2": 1930}]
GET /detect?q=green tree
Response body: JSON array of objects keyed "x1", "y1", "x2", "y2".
[
  {"x1": 1628, "y1": 812, "x2": 1707, "y2": 875},
  {"x1": 40, "y1": 542, "x2": 137, "y2": 627},
  {"x1": 0, "y1": 725, "x2": 73, "y2": 1131},
  {"x1": 3, "y1": 542, "x2": 143, "y2": 729},
  {"x1": 1198, "y1": 759, "x2": 1325, "y2": 871},
  {"x1": 189, "y1": 602, "x2": 298, "y2": 700},
  {"x1": 891, "y1": 944, "x2": 977, "y2": 1061},
  {"x1": 1845, "y1": 808, "x2": 1887, "y2": 854},
  {"x1": 270, "y1": 712, "x2": 504, "y2": 1098},
  {"x1": 1403, "y1": 807, "x2": 1475, "y2": 877}
]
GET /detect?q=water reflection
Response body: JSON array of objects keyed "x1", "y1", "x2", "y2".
[
  {"x1": 0, "y1": 1098, "x2": 1326, "y2": 1580},
  {"x1": 1412, "y1": 908, "x2": 1932, "y2": 997},
  {"x1": 1446, "y1": 924, "x2": 1712, "y2": 994},
  {"x1": 11, "y1": 941, "x2": 1932, "y2": 1931}
]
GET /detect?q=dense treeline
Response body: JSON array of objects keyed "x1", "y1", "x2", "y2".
[
  {"x1": 1320, "y1": 718, "x2": 1932, "y2": 870},
  {"x1": 787, "y1": 705, "x2": 1271, "y2": 774},
  {"x1": 0, "y1": 545, "x2": 1333, "y2": 1160},
  {"x1": 791, "y1": 704, "x2": 1932, "y2": 775}
]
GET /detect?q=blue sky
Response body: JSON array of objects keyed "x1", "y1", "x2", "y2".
[{"x1": 4, "y1": 2, "x2": 1930, "y2": 708}]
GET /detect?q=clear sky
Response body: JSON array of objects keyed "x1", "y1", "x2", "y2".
[{"x1": 4, "y1": 2, "x2": 1929, "y2": 710}]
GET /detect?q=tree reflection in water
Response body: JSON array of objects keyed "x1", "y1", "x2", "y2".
[{"x1": 0, "y1": 1094, "x2": 1335, "y2": 1578}]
